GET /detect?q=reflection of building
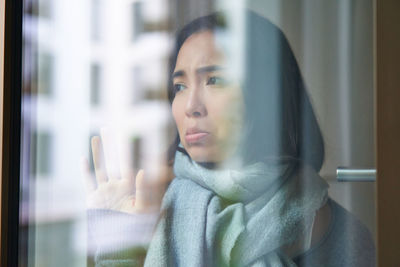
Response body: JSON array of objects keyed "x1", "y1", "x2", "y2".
[
  {"x1": 88, "y1": 0, "x2": 172, "y2": 177},
  {"x1": 21, "y1": 0, "x2": 174, "y2": 266}
]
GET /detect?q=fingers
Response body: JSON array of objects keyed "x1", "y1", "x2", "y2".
[
  {"x1": 91, "y1": 136, "x2": 107, "y2": 184},
  {"x1": 80, "y1": 156, "x2": 96, "y2": 193},
  {"x1": 91, "y1": 128, "x2": 131, "y2": 185},
  {"x1": 134, "y1": 169, "x2": 166, "y2": 212},
  {"x1": 134, "y1": 169, "x2": 147, "y2": 211},
  {"x1": 100, "y1": 128, "x2": 120, "y2": 180},
  {"x1": 148, "y1": 164, "x2": 170, "y2": 206}
]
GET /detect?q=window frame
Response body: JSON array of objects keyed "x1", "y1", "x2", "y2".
[{"x1": 1, "y1": 0, "x2": 23, "y2": 266}]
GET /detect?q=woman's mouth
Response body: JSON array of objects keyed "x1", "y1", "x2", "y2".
[{"x1": 185, "y1": 128, "x2": 210, "y2": 143}]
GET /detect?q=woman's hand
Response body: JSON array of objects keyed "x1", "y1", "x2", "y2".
[{"x1": 81, "y1": 132, "x2": 166, "y2": 214}]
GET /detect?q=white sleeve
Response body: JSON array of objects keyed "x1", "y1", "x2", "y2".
[{"x1": 87, "y1": 209, "x2": 159, "y2": 262}]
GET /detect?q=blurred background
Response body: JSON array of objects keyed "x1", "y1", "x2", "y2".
[{"x1": 20, "y1": 0, "x2": 375, "y2": 266}]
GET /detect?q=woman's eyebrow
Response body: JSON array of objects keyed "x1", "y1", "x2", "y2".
[
  {"x1": 172, "y1": 65, "x2": 225, "y2": 79},
  {"x1": 172, "y1": 70, "x2": 185, "y2": 79},
  {"x1": 196, "y1": 65, "x2": 225, "y2": 75}
]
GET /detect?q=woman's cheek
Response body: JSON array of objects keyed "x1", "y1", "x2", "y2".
[
  {"x1": 213, "y1": 105, "x2": 236, "y2": 141},
  {"x1": 217, "y1": 97, "x2": 244, "y2": 148},
  {"x1": 172, "y1": 96, "x2": 183, "y2": 119},
  {"x1": 172, "y1": 100, "x2": 185, "y2": 137}
]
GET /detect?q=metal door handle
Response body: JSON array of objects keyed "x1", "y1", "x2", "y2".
[{"x1": 336, "y1": 167, "x2": 376, "y2": 182}]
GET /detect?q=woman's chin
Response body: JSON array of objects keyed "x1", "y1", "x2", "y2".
[{"x1": 186, "y1": 147, "x2": 222, "y2": 164}]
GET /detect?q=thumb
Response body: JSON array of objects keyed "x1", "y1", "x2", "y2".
[{"x1": 134, "y1": 169, "x2": 147, "y2": 211}]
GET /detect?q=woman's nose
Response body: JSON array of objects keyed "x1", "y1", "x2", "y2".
[{"x1": 185, "y1": 87, "x2": 207, "y2": 117}]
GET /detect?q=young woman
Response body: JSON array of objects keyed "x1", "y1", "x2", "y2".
[{"x1": 85, "y1": 10, "x2": 375, "y2": 267}]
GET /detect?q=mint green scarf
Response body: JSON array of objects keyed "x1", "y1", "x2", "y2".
[{"x1": 145, "y1": 150, "x2": 328, "y2": 266}]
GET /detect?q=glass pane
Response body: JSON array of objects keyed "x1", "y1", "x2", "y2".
[{"x1": 19, "y1": 0, "x2": 376, "y2": 266}]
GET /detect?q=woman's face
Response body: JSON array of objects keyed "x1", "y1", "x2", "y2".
[{"x1": 172, "y1": 30, "x2": 244, "y2": 163}]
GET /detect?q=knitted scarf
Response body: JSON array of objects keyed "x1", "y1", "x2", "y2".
[{"x1": 144, "y1": 150, "x2": 328, "y2": 266}]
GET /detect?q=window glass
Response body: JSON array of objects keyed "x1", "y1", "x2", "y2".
[
  {"x1": 30, "y1": 130, "x2": 53, "y2": 176},
  {"x1": 19, "y1": 1, "x2": 376, "y2": 266},
  {"x1": 90, "y1": 63, "x2": 101, "y2": 105},
  {"x1": 90, "y1": 0, "x2": 102, "y2": 42},
  {"x1": 38, "y1": 52, "x2": 54, "y2": 96}
]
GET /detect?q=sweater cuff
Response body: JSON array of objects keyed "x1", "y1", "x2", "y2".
[{"x1": 87, "y1": 209, "x2": 159, "y2": 258}]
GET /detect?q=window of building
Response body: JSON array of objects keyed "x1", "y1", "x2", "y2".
[
  {"x1": 30, "y1": 130, "x2": 53, "y2": 176},
  {"x1": 131, "y1": 136, "x2": 142, "y2": 171},
  {"x1": 131, "y1": 66, "x2": 144, "y2": 103},
  {"x1": 90, "y1": 63, "x2": 102, "y2": 105},
  {"x1": 91, "y1": 0, "x2": 102, "y2": 42},
  {"x1": 38, "y1": 51, "x2": 54, "y2": 96},
  {"x1": 131, "y1": 0, "x2": 170, "y2": 41},
  {"x1": 131, "y1": 1, "x2": 144, "y2": 41},
  {"x1": 27, "y1": 0, "x2": 53, "y2": 19},
  {"x1": 132, "y1": 63, "x2": 167, "y2": 103}
]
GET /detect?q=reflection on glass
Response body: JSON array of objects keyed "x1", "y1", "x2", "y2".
[
  {"x1": 38, "y1": 52, "x2": 53, "y2": 96},
  {"x1": 90, "y1": 0, "x2": 102, "y2": 42},
  {"x1": 132, "y1": 1, "x2": 143, "y2": 40},
  {"x1": 90, "y1": 63, "x2": 101, "y2": 106},
  {"x1": 131, "y1": 136, "x2": 142, "y2": 171},
  {"x1": 19, "y1": 1, "x2": 376, "y2": 266},
  {"x1": 30, "y1": 130, "x2": 52, "y2": 176}
]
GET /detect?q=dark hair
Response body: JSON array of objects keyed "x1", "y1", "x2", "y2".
[{"x1": 167, "y1": 10, "x2": 325, "y2": 172}]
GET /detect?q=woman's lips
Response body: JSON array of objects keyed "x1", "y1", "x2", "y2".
[{"x1": 185, "y1": 132, "x2": 210, "y2": 143}]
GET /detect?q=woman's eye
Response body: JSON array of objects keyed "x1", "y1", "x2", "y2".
[
  {"x1": 174, "y1": 83, "x2": 186, "y2": 92},
  {"x1": 206, "y1": 76, "x2": 227, "y2": 86}
]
